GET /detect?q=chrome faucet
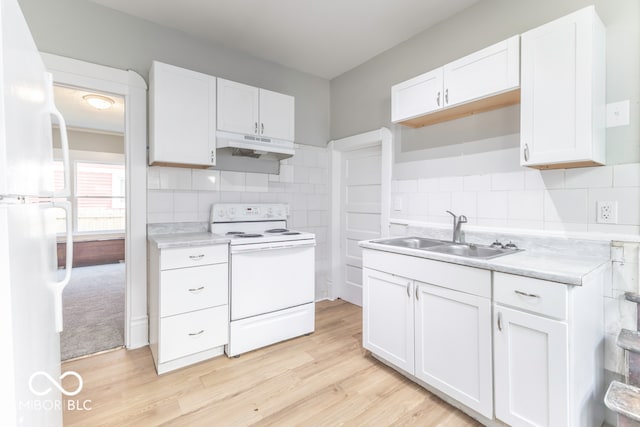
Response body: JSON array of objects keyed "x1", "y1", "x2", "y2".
[{"x1": 446, "y1": 210, "x2": 468, "y2": 243}]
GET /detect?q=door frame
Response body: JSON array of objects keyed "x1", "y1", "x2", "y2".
[
  {"x1": 328, "y1": 127, "x2": 392, "y2": 301},
  {"x1": 42, "y1": 53, "x2": 149, "y2": 349}
]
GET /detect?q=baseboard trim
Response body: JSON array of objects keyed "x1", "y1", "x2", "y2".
[{"x1": 128, "y1": 315, "x2": 148, "y2": 349}]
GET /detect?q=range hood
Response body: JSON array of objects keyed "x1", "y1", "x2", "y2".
[{"x1": 216, "y1": 130, "x2": 294, "y2": 161}]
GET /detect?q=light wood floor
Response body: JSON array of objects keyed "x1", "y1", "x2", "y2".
[{"x1": 62, "y1": 299, "x2": 482, "y2": 426}]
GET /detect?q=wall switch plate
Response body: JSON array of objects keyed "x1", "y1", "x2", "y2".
[
  {"x1": 596, "y1": 201, "x2": 618, "y2": 224},
  {"x1": 393, "y1": 196, "x2": 403, "y2": 211},
  {"x1": 606, "y1": 100, "x2": 630, "y2": 128}
]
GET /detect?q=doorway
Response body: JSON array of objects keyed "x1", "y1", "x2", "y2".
[
  {"x1": 329, "y1": 128, "x2": 392, "y2": 306},
  {"x1": 43, "y1": 53, "x2": 149, "y2": 351},
  {"x1": 52, "y1": 86, "x2": 126, "y2": 359}
]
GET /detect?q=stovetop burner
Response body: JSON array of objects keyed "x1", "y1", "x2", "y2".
[
  {"x1": 282, "y1": 232, "x2": 301, "y2": 235},
  {"x1": 236, "y1": 233, "x2": 263, "y2": 238},
  {"x1": 265, "y1": 228, "x2": 289, "y2": 233},
  {"x1": 226, "y1": 231, "x2": 245, "y2": 235}
]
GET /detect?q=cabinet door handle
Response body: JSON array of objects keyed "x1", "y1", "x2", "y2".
[
  {"x1": 406, "y1": 282, "x2": 410, "y2": 298},
  {"x1": 497, "y1": 312, "x2": 502, "y2": 331},
  {"x1": 210, "y1": 150, "x2": 215, "y2": 164},
  {"x1": 523, "y1": 144, "x2": 530, "y2": 162},
  {"x1": 415, "y1": 285, "x2": 420, "y2": 300},
  {"x1": 189, "y1": 254, "x2": 205, "y2": 260},
  {"x1": 436, "y1": 91, "x2": 441, "y2": 106},
  {"x1": 515, "y1": 290, "x2": 540, "y2": 298},
  {"x1": 188, "y1": 286, "x2": 205, "y2": 293},
  {"x1": 188, "y1": 330, "x2": 205, "y2": 336},
  {"x1": 261, "y1": 123, "x2": 264, "y2": 134},
  {"x1": 254, "y1": 122, "x2": 258, "y2": 134},
  {"x1": 445, "y1": 88, "x2": 449, "y2": 104}
]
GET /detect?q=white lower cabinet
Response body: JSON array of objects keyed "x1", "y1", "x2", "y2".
[
  {"x1": 363, "y1": 268, "x2": 414, "y2": 373},
  {"x1": 362, "y1": 249, "x2": 493, "y2": 418},
  {"x1": 148, "y1": 242, "x2": 229, "y2": 374},
  {"x1": 415, "y1": 283, "x2": 493, "y2": 418},
  {"x1": 362, "y1": 248, "x2": 605, "y2": 427},
  {"x1": 494, "y1": 305, "x2": 568, "y2": 427}
]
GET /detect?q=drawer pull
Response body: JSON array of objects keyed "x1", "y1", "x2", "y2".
[
  {"x1": 189, "y1": 254, "x2": 205, "y2": 260},
  {"x1": 188, "y1": 330, "x2": 205, "y2": 337},
  {"x1": 515, "y1": 290, "x2": 540, "y2": 299},
  {"x1": 497, "y1": 312, "x2": 503, "y2": 331},
  {"x1": 188, "y1": 286, "x2": 205, "y2": 293}
]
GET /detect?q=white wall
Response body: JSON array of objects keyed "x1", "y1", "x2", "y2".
[{"x1": 147, "y1": 145, "x2": 330, "y2": 300}]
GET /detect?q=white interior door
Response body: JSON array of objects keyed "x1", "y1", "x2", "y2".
[{"x1": 339, "y1": 146, "x2": 382, "y2": 306}]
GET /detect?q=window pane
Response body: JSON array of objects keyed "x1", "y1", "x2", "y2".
[
  {"x1": 76, "y1": 162, "x2": 125, "y2": 197},
  {"x1": 77, "y1": 197, "x2": 125, "y2": 232}
]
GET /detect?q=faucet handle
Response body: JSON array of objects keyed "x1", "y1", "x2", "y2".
[{"x1": 446, "y1": 210, "x2": 456, "y2": 218}]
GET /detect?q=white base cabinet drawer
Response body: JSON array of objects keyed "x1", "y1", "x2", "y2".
[
  {"x1": 161, "y1": 244, "x2": 228, "y2": 270},
  {"x1": 160, "y1": 263, "x2": 228, "y2": 317},
  {"x1": 159, "y1": 306, "x2": 229, "y2": 363},
  {"x1": 494, "y1": 272, "x2": 567, "y2": 320}
]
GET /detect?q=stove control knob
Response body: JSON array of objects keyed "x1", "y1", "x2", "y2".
[
  {"x1": 217, "y1": 208, "x2": 225, "y2": 218},
  {"x1": 267, "y1": 207, "x2": 273, "y2": 217},
  {"x1": 228, "y1": 208, "x2": 236, "y2": 218}
]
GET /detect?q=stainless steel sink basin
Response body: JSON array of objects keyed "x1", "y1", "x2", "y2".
[
  {"x1": 426, "y1": 243, "x2": 517, "y2": 259},
  {"x1": 372, "y1": 237, "x2": 519, "y2": 259},
  {"x1": 373, "y1": 236, "x2": 445, "y2": 249}
]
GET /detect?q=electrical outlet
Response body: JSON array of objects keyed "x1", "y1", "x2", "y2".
[{"x1": 596, "y1": 201, "x2": 618, "y2": 224}]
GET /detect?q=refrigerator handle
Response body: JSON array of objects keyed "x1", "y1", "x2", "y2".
[
  {"x1": 49, "y1": 201, "x2": 73, "y2": 333},
  {"x1": 46, "y1": 72, "x2": 71, "y2": 197}
]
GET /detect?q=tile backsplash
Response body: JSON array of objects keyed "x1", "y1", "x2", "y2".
[
  {"x1": 391, "y1": 162, "x2": 640, "y2": 235},
  {"x1": 147, "y1": 144, "x2": 330, "y2": 300}
]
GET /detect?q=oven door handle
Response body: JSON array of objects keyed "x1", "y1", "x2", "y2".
[{"x1": 231, "y1": 241, "x2": 316, "y2": 254}]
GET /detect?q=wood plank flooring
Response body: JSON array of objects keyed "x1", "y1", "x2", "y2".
[{"x1": 62, "y1": 299, "x2": 482, "y2": 426}]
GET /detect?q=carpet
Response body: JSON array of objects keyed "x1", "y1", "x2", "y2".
[{"x1": 60, "y1": 263, "x2": 125, "y2": 361}]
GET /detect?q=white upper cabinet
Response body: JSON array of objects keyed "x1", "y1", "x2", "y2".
[
  {"x1": 217, "y1": 78, "x2": 295, "y2": 141},
  {"x1": 259, "y1": 88, "x2": 295, "y2": 141},
  {"x1": 391, "y1": 35, "x2": 520, "y2": 128},
  {"x1": 520, "y1": 6, "x2": 605, "y2": 169},
  {"x1": 443, "y1": 35, "x2": 520, "y2": 107},
  {"x1": 149, "y1": 61, "x2": 216, "y2": 167},
  {"x1": 391, "y1": 68, "x2": 443, "y2": 123},
  {"x1": 216, "y1": 78, "x2": 259, "y2": 136}
]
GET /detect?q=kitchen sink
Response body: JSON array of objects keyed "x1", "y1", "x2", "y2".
[
  {"x1": 373, "y1": 236, "x2": 446, "y2": 249},
  {"x1": 372, "y1": 237, "x2": 519, "y2": 259},
  {"x1": 426, "y1": 243, "x2": 517, "y2": 259}
]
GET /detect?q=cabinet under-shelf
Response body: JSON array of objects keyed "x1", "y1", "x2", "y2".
[{"x1": 397, "y1": 88, "x2": 520, "y2": 128}]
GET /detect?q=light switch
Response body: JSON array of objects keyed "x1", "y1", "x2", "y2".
[
  {"x1": 606, "y1": 100, "x2": 630, "y2": 128},
  {"x1": 393, "y1": 196, "x2": 403, "y2": 211}
]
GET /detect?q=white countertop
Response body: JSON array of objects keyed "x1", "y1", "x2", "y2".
[
  {"x1": 148, "y1": 232, "x2": 230, "y2": 249},
  {"x1": 359, "y1": 240, "x2": 609, "y2": 286}
]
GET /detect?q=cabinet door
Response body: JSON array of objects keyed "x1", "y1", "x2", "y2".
[
  {"x1": 259, "y1": 88, "x2": 294, "y2": 141},
  {"x1": 520, "y1": 7, "x2": 605, "y2": 167},
  {"x1": 362, "y1": 268, "x2": 414, "y2": 374},
  {"x1": 414, "y1": 282, "x2": 493, "y2": 418},
  {"x1": 494, "y1": 305, "x2": 569, "y2": 427},
  {"x1": 391, "y1": 68, "x2": 443, "y2": 122},
  {"x1": 150, "y1": 62, "x2": 216, "y2": 166},
  {"x1": 217, "y1": 78, "x2": 259, "y2": 135},
  {"x1": 443, "y1": 35, "x2": 519, "y2": 107}
]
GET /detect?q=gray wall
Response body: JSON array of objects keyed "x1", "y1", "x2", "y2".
[
  {"x1": 330, "y1": 0, "x2": 640, "y2": 167},
  {"x1": 18, "y1": 0, "x2": 330, "y2": 148},
  {"x1": 53, "y1": 128, "x2": 124, "y2": 154}
]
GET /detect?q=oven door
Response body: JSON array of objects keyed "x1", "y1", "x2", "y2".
[{"x1": 230, "y1": 240, "x2": 315, "y2": 321}]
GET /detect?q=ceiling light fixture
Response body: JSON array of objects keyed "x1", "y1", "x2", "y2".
[{"x1": 83, "y1": 94, "x2": 115, "y2": 110}]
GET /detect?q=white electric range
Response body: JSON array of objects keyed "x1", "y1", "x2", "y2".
[{"x1": 210, "y1": 203, "x2": 316, "y2": 356}]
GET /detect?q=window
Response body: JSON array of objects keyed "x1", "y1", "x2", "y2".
[{"x1": 53, "y1": 160, "x2": 125, "y2": 234}]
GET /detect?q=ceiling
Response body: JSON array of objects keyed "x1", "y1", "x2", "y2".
[
  {"x1": 89, "y1": 0, "x2": 480, "y2": 79},
  {"x1": 53, "y1": 85, "x2": 124, "y2": 134}
]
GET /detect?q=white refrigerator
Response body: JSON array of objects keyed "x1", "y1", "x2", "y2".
[{"x1": 0, "y1": 0, "x2": 73, "y2": 425}]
